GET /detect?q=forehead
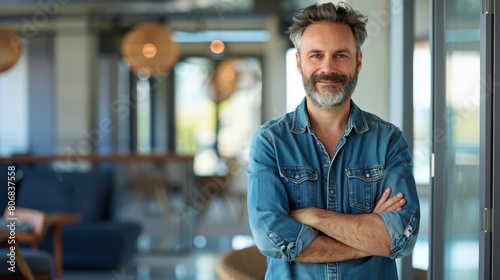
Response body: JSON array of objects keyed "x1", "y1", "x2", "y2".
[{"x1": 300, "y1": 22, "x2": 356, "y2": 52}]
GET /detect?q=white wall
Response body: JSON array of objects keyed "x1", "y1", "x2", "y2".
[{"x1": 0, "y1": 47, "x2": 28, "y2": 155}]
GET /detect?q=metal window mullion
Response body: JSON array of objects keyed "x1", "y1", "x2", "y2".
[
  {"x1": 479, "y1": 5, "x2": 494, "y2": 279},
  {"x1": 430, "y1": 0, "x2": 447, "y2": 279},
  {"x1": 149, "y1": 77, "x2": 156, "y2": 151},
  {"x1": 490, "y1": 1, "x2": 500, "y2": 278},
  {"x1": 129, "y1": 71, "x2": 138, "y2": 153}
]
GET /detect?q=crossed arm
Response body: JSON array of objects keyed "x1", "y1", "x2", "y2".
[{"x1": 292, "y1": 188, "x2": 405, "y2": 263}]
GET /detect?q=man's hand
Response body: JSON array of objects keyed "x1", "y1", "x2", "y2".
[{"x1": 373, "y1": 188, "x2": 406, "y2": 213}]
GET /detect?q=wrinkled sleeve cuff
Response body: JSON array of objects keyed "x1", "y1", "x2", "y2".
[
  {"x1": 378, "y1": 211, "x2": 418, "y2": 259},
  {"x1": 263, "y1": 224, "x2": 318, "y2": 261}
]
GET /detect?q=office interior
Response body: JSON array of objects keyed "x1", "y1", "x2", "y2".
[{"x1": 0, "y1": 0, "x2": 497, "y2": 279}]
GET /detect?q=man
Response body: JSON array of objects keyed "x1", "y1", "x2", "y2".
[{"x1": 247, "y1": 2, "x2": 420, "y2": 279}]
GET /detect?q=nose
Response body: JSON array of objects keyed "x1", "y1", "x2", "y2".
[{"x1": 320, "y1": 56, "x2": 337, "y2": 74}]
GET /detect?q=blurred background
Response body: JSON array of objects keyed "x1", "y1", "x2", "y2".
[{"x1": 0, "y1": 0, "x2": 489, "y2": 279}]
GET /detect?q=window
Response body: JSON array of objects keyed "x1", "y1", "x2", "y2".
[{"x1": 175, "y1": 57, "x2": 262, "y2": 175}]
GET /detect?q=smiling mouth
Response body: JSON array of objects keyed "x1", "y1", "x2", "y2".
[{"x1": 317, "y1": 79, "x2": 342, "y2": 85}]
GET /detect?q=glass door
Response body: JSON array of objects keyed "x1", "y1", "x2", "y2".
[{"x1": 431, "y1": 0, "x2": 482, "y2": 279}]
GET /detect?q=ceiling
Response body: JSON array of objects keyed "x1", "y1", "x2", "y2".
[
  {"x1": 0, "y1": 0, "x2": 432, "y2": 41},
  {"x1": 0, "y1": 0, "x2": 311, "y2": 18},
  {"x1": 0, "y1": 0, "x2": 317, "y2": 37}
]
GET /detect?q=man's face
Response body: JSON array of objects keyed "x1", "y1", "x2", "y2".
[{"x1": 296, "y1": 22, "x2": 362, "y2": 109}]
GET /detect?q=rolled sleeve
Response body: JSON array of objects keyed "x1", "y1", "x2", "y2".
[
  {"x1": 378, "y1": 129, "x2": 420, "y2": 259},
  {"x1": 378, "y1": 211, "x2": 419, "y2": 259},
  {"x1": 254, "y1": 224, "x2": 318, "y2": 261}
]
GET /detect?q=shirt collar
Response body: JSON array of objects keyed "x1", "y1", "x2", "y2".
[{"x1": 291, "y1": 97, "x2": 369, "y2": 135}]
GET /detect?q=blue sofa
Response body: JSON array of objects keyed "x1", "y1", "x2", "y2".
[
  {"x1": 0, "y1": 248, "x2": 55, "y2": 279},
  {"x1": 13, "y1": 167, "x2": 142, "y2": 270}
]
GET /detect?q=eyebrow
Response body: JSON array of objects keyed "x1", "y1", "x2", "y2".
[
  {"x1": 334, "y1": 48, "x2": 353, "y2": 54},
  {"x1": 305, "y1": 48, "x2": 354, "y2": 56}
]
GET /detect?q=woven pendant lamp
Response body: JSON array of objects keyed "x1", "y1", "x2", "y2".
[
  {"x1": 210, "y1": 58, "x2": 239, "y2": 104},
  {"x1": 121, "y1": 23, "x2": 179, "y2": 76},
  {"x1": 0, "y1": 28, "x2": 22, "y2": 73}
]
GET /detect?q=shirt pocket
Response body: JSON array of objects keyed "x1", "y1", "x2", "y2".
[
  {"x1": 279, "y1": 166, "x2": 318, "y2": 209},
  {"x1": 346, "y1": 165, "x2": 384, "y2": 213}
]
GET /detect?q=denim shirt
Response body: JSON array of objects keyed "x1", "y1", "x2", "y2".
[{"x1": 247, "y1": 98, "x2": 420, "y2": 280}]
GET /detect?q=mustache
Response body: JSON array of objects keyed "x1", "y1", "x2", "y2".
[{"x1": 311, "y1": 73, "x2": 348, "y2": 84}]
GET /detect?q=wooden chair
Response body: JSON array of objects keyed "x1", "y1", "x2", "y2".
[
  {"x1": 3, "y1": 207, "x2": 48, "y2": 250},
  {"x1": 216, "y1": 245, "x2": 267, "y2": 280},
  {"x1": 0, "y1": 207, "x2": 52, "y2": 280},
  {"x1": 224, "y1": 157, "x2": 249, "y2": 223},
  {"x1": 414, "y1": 268, "x2": 427, "y2": 280},
  {"x1": 128, "y1": 162, "x2": 170, "y2": 220},
  {"x1": 195, "y1": 156, "x2": 248, "y2": 222}
]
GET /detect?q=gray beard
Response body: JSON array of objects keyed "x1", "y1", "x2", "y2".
[{"x1": 303, "y1": 70, "x2": 359, "y2": 109}]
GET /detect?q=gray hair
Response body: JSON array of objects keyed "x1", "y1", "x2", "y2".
[{"x1": 287, "y1": 2, "x2": 368, "y2": 53}]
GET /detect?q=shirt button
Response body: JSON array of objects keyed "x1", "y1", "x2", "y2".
[
  {"x1": 268, "y1": 233, "x2": 274, "y2": 238},
  {"x1": 294, "y1": 174, "x2": 299, "y2": 179},
  {"x1": 324, "y1": 163, "x2": 329, "y2": 168},
  {"x1": 280, "y1": 245, "x2": 286, "y2": 250},
  {"x1": 365, "y1": 173, "x2": 370, "y2": 178}
]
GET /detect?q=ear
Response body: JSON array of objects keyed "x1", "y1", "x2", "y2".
[
  {"x1": 295, "y1": 51, "x2": 302, "y2": 75},
  {"x1": 356, "y1": 51, "x2": 363, "y2": 72}
]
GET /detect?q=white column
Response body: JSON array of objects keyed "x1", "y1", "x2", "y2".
[
  {"x1": 54, "y1": 17, "x2": 96, "y2": 155},
  {"x1": 263, "y1": 15, "x2": 288, "y2": 122}
]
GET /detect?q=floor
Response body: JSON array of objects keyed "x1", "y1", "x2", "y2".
[{"x1": 63, "y1": 193, "x2": 252, "y2": 280}]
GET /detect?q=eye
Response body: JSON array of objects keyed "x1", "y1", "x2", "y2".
[
  {"x1": 310, "y1": 53, "x2": 322, "y2": 59},
  {"x1": 335, "y1": 53, "x2": 350, "y2": 62}
]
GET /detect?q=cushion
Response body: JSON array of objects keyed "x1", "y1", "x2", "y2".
[
  {"x1": 66, "y1": 171, "x2": 113, "y2": 221},
  {"x1": 37, "y1": 221, "x2": 141, "y2": 269},
  {"x1": 0, "y1": 249, "x2": 54, "y2": 276},
  {"x1": 17, "y1": 168, "x2": 113, "y2": 221},
  {"x1": 17, "y1": 169, "x2": 73, "y2": 213},
  {"x1": 0, "y1": 219, "x2": 32, "y2": 233}
]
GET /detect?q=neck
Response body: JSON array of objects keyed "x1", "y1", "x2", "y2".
[{"x1": 306, "y1": 98, "x2": 351, "y2": 133}]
